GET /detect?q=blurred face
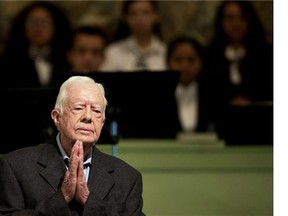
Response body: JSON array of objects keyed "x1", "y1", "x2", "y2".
[
  {"x1": 169, "y1": 43, "x2": 202, "y2": 86},
  {"x1": 67, "y1": 34, "x2": 105, "y2": 73},
  {"x1": 52, "y1": 83, "x2": 105, "y2": 153},
  {"x1": 222, "y1": 2, "x2": 248, "y2": 43},
  {"x1": 125, "y1": 1, "x2": 158, "y2": 36},
  {"x1": 25, "y1": 7, "x2": 54, "y2": 47}
]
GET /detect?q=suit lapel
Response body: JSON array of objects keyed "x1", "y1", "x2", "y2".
[
  {"x1": 88, "y1": 147, "x2": 115, "y2": 200},
  {"x1": 37, "y1": 143, "x2": 66, "y2": 191}
]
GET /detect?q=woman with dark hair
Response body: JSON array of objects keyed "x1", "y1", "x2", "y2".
[
  {"x1": 100, "y1": 0, "x2": 167, "y2": 72},
  {"x1": 204, "y1": 1, "x2": 273, "y2": 138},
  {"x1": 112, "y1": 0, "x2": 162, "y2": 42},
  {"x1": 0, "y1": 1, "x2": 72, "y2": 88},
  {"x1": 167, "y1": 35, "x2": 213, "y2": 133}
]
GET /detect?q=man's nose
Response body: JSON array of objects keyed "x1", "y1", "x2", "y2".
[{"x1": 82, "y1": 108, "x2": 92, "y2": 122}]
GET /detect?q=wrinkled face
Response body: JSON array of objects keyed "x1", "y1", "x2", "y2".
[
  {"x1": 25, "y1": 7, "x2": 54, "y2": 46},
  {"x1": 52, "y1": 83, "x2": 105, "y2": 151},
  {"x1": 222, "y1": 2, "x2": 248, "y2": 43},
  {"x1": 125, "y1": 1, "x2": 158, "y2": 36},
  {"x1": 169, "y1": 43, "x2": 202, "y2": 86},
  {"x1": 67, "y1": 34, "x2": 105, "y2": 73}
]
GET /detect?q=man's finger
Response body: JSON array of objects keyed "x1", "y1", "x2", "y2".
[{"x1": 69, "y1": 141, "x2": 81, "y2": 173}]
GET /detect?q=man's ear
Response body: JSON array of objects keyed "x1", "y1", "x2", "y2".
[{"x1": 51, "y1": 109, "x2": 60, "y2": 125}]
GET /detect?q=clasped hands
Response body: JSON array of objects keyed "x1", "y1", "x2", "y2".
[{"x1": 61, "y1": 140, "x2": 89, "y2": 207}]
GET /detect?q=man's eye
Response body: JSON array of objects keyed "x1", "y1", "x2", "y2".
[
  {"x1": 93, "y1": 109, "x2": 102, "y2": 116},
  {"x1": 74, "y1": 107, "x2": 83, "y2": 111},
  {"x1": 93, "y1": 109, "x2": 101, "y2": 114}
]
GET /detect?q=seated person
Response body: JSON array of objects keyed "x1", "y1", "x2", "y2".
[
  {"x1": 0, "y1": 75, "x2": 145, "y2": 215},
  {"x1": 167, "y1": 35, "x2": 213, "y2": 133},
  {"x1": 204, "y1": 1, "x2": 273, "y2": 138},
  {"x1": 66, "y1": 25, "x2": 108, "y2": 73},
  {"x1": 100, "y1": 0, "x2": 167, "y2": 72},
  {"x1": 0, "y1": 1, "x2": 72, "y2": 88}
]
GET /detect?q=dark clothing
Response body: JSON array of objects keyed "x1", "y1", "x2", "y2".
[
  {"x1": 203, "y1": 41, "x2": 273, "y2": 138},
  {"x1": 0, "y1": 138, "x2": 144, "y2": 216},
  {"x1": 0, "y1": 54, "x2": 68, "y2": 89},
  {"x1": 174, "y1": 80, "x2": 214, "y2": 133},
  {"x1": 204, "y1": 42, "x2": 273, "y2": 103}
]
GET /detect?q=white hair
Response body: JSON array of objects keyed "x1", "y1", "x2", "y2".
[{"x1": 54, "y1": 76, "x2": 107, "y2": 116}]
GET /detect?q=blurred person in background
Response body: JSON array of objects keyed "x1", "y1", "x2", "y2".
[
  {"x1": 66, "y1": 25, "x2": 108, "y2": 74},
  {"x1": 100, "y1": 0, "x2": 167, "y2": 72},
  {"x1": 0, "y1": 1, "x2": 72, "y2": 88},
  {"x1": 203, "y1": 0, "x2": 273, "y2": 138},
  {"x1": 167, "y1": 35, "x2": 213, "y2": 134}
]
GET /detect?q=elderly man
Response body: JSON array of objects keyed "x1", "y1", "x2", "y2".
[{"x1": 0, "y1": 76, "x2": 145, "y2": 216}]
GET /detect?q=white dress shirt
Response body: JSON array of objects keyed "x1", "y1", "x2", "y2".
[
  {"x1": 29, "y1": 45, "x2": 52, "y2": 86},
  {"x1": 34, "y1": 57, "x2": 52, "y2": 86},
  {"x1": 225, "y1": 45, "x2": 246, "y2": 85},
  {"x1": 100, "y1": 36, "x2": 167, "y2": 72},
  {"x1": 175, "y1": 82, "x2": 198, "y2": 132}
]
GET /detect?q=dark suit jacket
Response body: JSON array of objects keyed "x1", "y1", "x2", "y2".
[
  {"x1": 174, "y1": 79, "x2": 214, "y2": 133},
  {"x1": 0, "y1": 139, "x2": 144, "y2": 216},
  {"x1": 0, "y1": 55, "x2": 68, "y2": 89}
]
